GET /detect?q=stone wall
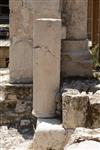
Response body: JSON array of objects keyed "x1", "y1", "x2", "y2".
[
  {"x1": 61, "y1": 0, "x2": 92, "y2": 77},
  {"x1": 9, "y1": 0, "x2": 92, "y2": 84},
  {"x1": 0, "y1": 82, "x2": 33, "y2": 125},
  {"x1": 9, "y1": 0, "x2": 33, "y2": 83}
]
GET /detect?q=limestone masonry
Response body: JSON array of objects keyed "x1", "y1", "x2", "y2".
[{"x1": 0, "y1": 0, "x2": 100, "y2": 150}]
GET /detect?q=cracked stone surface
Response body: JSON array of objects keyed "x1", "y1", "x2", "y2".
[{"x1": 33, "y1": 0, "x2": 61, "y2": 118}]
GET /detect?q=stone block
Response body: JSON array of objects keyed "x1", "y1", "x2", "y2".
[
  {"x1": 90, "y1": 90, "x2": 100, "y2": 128},
  {"x1": 33, "y1": 0, "x2": 61, "y2": 18},
  {"x1": 62, "y1": 0, "x2": 88, "y2": 39},
  {"x1": 61, "y1": 40, "x2": 92, "y2": 77},
  {"x1": 9, "y1": 0, "x2": 33, "y2": 83},
  {"x1": 62, "y1": 91, "x2": 89, "y2": 128},
  {"x1": 10, "y1": 40, "x2": 33, "y2": 83},
  {"x1": 33, "y1": 18, "x2": 61, "y2": 118},
  {"x1": 62, "y1": 40, "x2": 88, "y2": 53},
  {"x1": 33, "y1": 119, "x2": 74, "y2": 150},
  {"x1": 61, "y1": 60, "x2": 92, "y2": 77}
]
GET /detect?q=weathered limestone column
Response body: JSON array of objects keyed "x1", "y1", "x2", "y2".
[
  {"x1": 33, "y1": 0, "x2": 62, "y2": 118},
  {"x1": 9, "y1": 0, "x2": 33, "y2": 83},
  {"x1": 61, "y1": 0, "x2": 92, "y2": 77}
]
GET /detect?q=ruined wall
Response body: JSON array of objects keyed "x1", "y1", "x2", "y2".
[
  {"x1": 0, "y1": 83, "x2": 33, "y2": 125},
  {"x1": 61, "y1": 0, "x2": 92, "y2": 77},
  {"x1": 9, "y1": 0, "x2": 92, "y2": 84},
  {"x1": 9, "y1": 0, "x2": 33, "y2": 83}
]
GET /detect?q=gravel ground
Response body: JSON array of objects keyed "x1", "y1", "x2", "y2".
[{"x1": 0, "y1": 125, "x2": 34, "y2": 150}]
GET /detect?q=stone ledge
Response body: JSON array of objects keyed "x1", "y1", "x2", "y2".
[{"x1": 33, "y1": 119, "x2": 74, "y2": 150}]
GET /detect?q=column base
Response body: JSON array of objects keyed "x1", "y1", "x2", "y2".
[{"x1": 33, "y1": 118, "x2": 74, "y2": 150}]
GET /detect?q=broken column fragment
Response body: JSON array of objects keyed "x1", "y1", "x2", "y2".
[{"x1": 33, "y1": 0, "x2": 62, "y2": 118}]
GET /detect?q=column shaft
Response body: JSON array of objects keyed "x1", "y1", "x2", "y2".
[{"x1": 33, "y1": 0, "x2": 61, "y2": 117}]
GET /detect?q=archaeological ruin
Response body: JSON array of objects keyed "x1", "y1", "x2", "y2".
[{"x1": 0, "y1": 0, "x2": 100, "y2": 150}]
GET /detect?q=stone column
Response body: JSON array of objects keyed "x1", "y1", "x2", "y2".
[
  {"x1": 33, "y1": 0, "x2": 62, "y2": 118},
  {"x1": 9, "y1": 0, "x2": 33, "y2": 83},
  {"x1": 61, "y1": 0, "x2": 92, "y2": 77}
]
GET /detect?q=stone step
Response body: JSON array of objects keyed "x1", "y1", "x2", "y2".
[{"x1": 61, "y1": 79, "x2": 100, "y2": 129}]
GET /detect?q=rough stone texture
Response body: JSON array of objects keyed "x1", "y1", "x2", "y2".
[
  {"x1": 61, "y1": 79, "x2": 100, "y2": 129},
  {"x1": 0, "y1": 84, "x2": 32, "y2": 124},
  {"x1": 90, "y1": 90, "x2": 100, "y2": 128},
  {"x1": 0, "y1": 83, "x2": 33, "y2": 125},
  {"x1": 56, "y1": 92, "x2": 62, "y2": 118},
  {"x1": 33, "y1": 119, "x2": 74, "y2": 150},
  {"x1": 15, "y1": 141, "x2": 33, "y2": 150},
  {"x1": 0, "y1": 69, "x2": 33, "y2": 125},
  {"x1": 64, "y1": 127, "x2": 100, "y2": 150},
  {"x1": 33, "y1": 0, "x2": 61, "y2": 118},
  {"x1": 62, "y1": 91, "x2": 89, "y2": 128},
  {"x1": 0, "y1": 126, "x2": 34, "y2": 150},
  {"x1": 9, "y1": 0, "x2": 33, "y2": 83}
]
